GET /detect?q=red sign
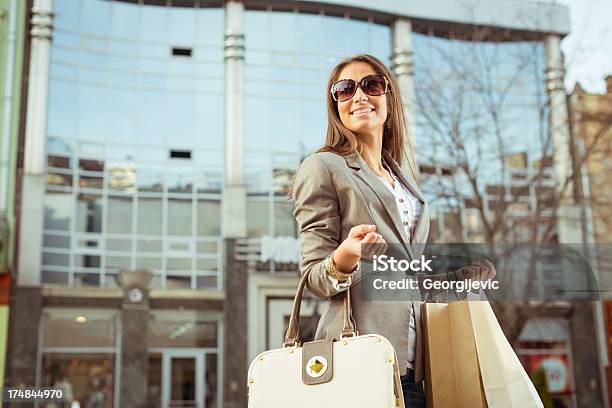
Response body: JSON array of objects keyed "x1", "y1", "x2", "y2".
[
  {"x1": 0, "y1": 273, "x2": 8, "y2": 305},
  {"x1": 523, "y1": 354, "x2": 572, "y2": 395}
]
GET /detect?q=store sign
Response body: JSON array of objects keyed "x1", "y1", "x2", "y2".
[
  {"x1": 150, "y1": 321, "x2": 217, "y2": 341},
  {"x1": 523, "y1": 354, "x2": 572, "y2": 394}
]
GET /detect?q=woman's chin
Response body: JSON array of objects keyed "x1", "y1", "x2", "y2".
[{"x1": 349, "y1": 123, "x2": 383, "y2": 137}]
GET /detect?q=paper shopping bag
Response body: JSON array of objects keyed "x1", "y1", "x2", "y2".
[
  {"x1": 422, "y1": 302, "x2": 488, "y2": 408},
  {"x1": 467, "y1": 301, "x2": 543, "y2": 408}
]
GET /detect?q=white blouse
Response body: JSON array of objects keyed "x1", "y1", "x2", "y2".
[
  {"x1": 377, "y1": 169, "x2": 422, "y2": 370},
  {"x1": 328, "y1": 167, "x2": 423, "y2": 370},
  {"x1": 376, "y1": 170, "x2": 422, "y2": 239}
]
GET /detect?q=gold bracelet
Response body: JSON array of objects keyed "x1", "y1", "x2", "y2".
[{"x1": 326, "y1": 251, "x2": 358, "y2": 281}]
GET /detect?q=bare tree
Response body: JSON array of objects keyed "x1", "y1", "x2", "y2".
[{"x1": 413, "y1": 18, "x2": 612, "y2": 345}]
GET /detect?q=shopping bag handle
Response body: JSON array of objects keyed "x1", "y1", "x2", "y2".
[
  {"x1": 283, "y1": 269, "x2": 358, "y2": 347},
  {"x1": 420, "y1": 271, "x2": 462, "y2": 303}
]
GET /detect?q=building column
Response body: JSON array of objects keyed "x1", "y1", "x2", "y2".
[
  {"x1": 4, "y1": 286, "x2": 41, "y2": 387},
  {"x1": 222, "y1": 2, "x2": 248, "y2": 408},
  {"x1": 546, "y1": 35, "x2": 607, "y2": 407},
  {"x1": 571, "y1": 302, "x2": 606, "y2": 407},
  {"x1": 5, "y1": 0, "x2": 53, "y2": 389},
  {"x1": 544, "y1": 34, "x2": 581, "y2": 240},
  {"x1": 223, "y1": 0, "x2": 246, "y2": 239},
  {"x1": 544, "y1": 35, "x2": 570, "y2": 186},
  {"x1": 119, "y1": 271, "x2": 150, "y2": 408},
  {"x1": 391, "y1": 18, "x2": 419, "y2": 178},
  {"x1": 18, "y1": 0, "x2": 53, "y2": 285}
]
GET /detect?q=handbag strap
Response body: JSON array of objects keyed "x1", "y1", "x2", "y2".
[
  {"x1": 341, "y1": 288, "x2": 359, "y2": 338},
  {"x1": 283, "y1": 269, "x2": 358, "y2": 347}
]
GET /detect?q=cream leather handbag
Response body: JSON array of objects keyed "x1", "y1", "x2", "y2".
[{"x1": 247, "y1": 270, "x2": 405, "y2": 408}]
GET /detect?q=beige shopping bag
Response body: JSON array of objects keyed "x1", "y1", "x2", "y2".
[
  {"x1": 467, "y1": 301, "x2": 543, "y2": 408},
  {"x1": 422, "y1": 302, "x2": 488, "y2": 408}
]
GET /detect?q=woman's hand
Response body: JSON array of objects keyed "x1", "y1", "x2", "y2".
[
  {"x1": 450, "y1": 259, "x2": 497, "y2": 282},
  {"x1": 332, "y1": 224, "x2": 387, "y2": 273}
]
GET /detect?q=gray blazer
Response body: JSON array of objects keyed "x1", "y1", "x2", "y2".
[{"x1": 292, "y1": 149, "x2": 430, "y2": 382}]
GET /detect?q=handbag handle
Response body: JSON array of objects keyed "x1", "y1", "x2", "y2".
[{"x1": 283, "y1": 269, "x2": 358, "y2": 347}]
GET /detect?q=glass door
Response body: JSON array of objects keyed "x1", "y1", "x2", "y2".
[{"x1": 162, "y1": 350, "x2": 204, "y2": 408}]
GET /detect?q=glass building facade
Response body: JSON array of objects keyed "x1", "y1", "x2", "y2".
[
  {"x1": 43, "y1": 1, "x2": 552, "y2": 285},
  {"x1": 42, "y1": 1, "x2": 393, "y2": 287},
  {"x1": 44, "y1": 0, "x2": 225, "y2": 290}
]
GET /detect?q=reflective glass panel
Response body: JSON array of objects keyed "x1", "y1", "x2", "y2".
[
  {"x1": 138, "y1": 197, "x2": 163, "y2": 235},
  {"x1": 76, "y1": 192, "x2": 103, "y2": 233},
  {"x1": 44, "y1": 191, "x2": 73, "y2": 231},
  {"x1": 167, "y1": 198, "x2": 193, "y2": 236},
  {"x1": 107, "y1": 195, "x2": 133, "y2": 234}
]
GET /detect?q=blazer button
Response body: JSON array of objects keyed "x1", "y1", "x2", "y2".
[
  {"x1": 399, "y1": 198, "x2": 404, "y2": 203},
  {"x1": 403, "y1": 221, "x2": 409, "y2": 226}
]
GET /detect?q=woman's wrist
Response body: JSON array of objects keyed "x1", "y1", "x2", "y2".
[
  {"x1": 326, "y1": 252, "x2": 356, "y2": 282},
  {"x1": 331, "y1": 249, "x2": 359, "y2": 276}
]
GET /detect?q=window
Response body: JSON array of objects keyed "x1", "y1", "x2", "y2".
[
  {"x1": 172, "y1": 47, "x2": 193, "y2": 57},
  {"x1": 170, "y1": 150, "x2": 192, "y2": 159},
  {"x1": 40, "y1": 308, "x2": 118, "y2": 407}
]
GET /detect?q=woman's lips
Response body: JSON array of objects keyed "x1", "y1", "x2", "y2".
[{"x1": 351, "y1": 108, "x2": 374, "y2": 116}]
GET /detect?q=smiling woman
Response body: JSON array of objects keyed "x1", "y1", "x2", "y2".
[{"x1": 291, "y1": 54, "x2": 429, "y2": 407}]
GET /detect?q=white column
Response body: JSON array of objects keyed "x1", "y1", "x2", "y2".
[
  {"x1": 18, "y1": 0, "x2": 53, "y2": 285},
  {"x1": 545, "y1": 35, "x2": 572, "y2": 200},
  {"x1": 222, "y1": 0, "x2": 246, "y2": 238},
  {"x1": 391, "y1": 18, "x2": 419, "y2": 177},
  {"x1": 392, "y1": 19, "x2": 415, "y2": 126},
  {"x1": 24, "y1": 0, "x2": 53, "y2": 175},
  {"x1": 222, "y1": 8, "x2": 248, "y2": 407},
  {"x1": 545, "y1": 35, "x2": 581, "y2": 242}
]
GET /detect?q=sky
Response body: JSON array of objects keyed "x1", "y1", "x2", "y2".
[{"x1": 558, "y1": 0, "x2": 612, "y2": 93}]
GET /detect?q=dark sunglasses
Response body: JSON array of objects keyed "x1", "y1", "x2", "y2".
[{"x1": 330, "y1": 74, "x2": 389, "y2": 102}]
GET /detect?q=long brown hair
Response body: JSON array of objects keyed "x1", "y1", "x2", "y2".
[{"x1": 318, "y1": 54, "x2": 418, "y2": 180}]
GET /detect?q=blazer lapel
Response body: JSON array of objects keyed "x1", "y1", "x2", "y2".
[
  {"x1": 382, "y1": 150, "x2": 425, "y2": 202},
  {"x1": 382, "y1": 150, "x2": 429, "y2": 245},
  {"x1": 345, "y1": 152, "x2": 413, "y2": 258}
]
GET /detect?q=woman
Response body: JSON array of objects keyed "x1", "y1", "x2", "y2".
[{"x1": 291, "y1": 54, "x2": 494, "y2": 407}]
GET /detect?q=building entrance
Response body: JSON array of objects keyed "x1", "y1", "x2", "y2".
[
  {"x1": 163, "y1": 349, "x2": 204, "y2": 408},
  {"x1": 149, "y1": 348, "x2": 218, "y2": 408}
]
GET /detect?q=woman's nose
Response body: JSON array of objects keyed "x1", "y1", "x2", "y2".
[{"x1": 353, "y1": 86, "x2": 368, "y2": 102}]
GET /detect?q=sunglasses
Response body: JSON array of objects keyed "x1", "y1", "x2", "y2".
[{"x1": 330, "y1": 74, "x2": 389, "y2": 102}]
